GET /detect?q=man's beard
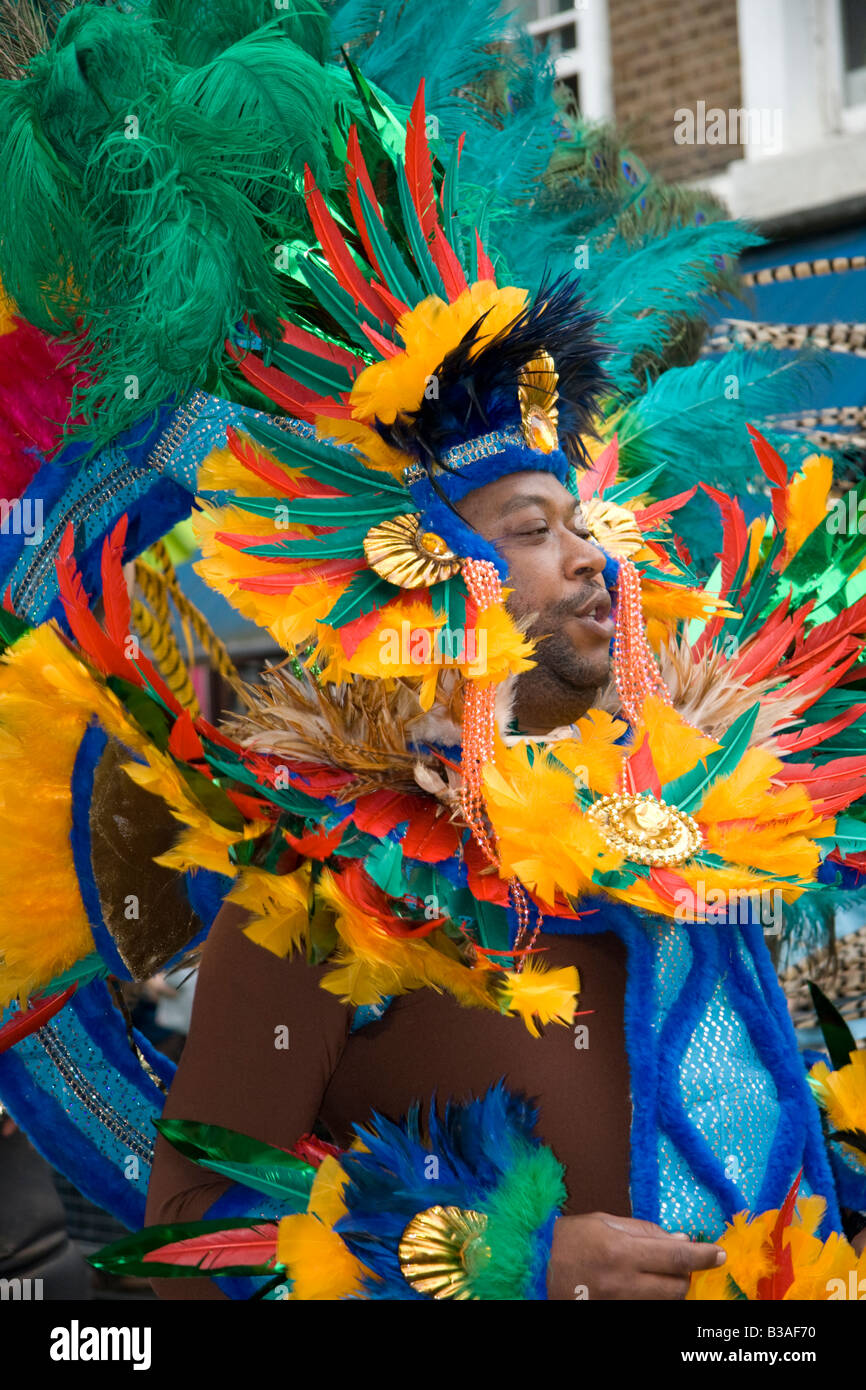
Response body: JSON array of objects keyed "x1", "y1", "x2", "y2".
[
  {"x1": 508, "y1": 590, "x2": 614, "y2": 730},
  {"x1": 518, "y1": 629, "x2": 611, "y2": 709}
]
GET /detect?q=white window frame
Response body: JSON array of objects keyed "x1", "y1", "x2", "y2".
[
  {"x1": 522, "y1": 0, "x2": 612, "y2": 121},
  {"x1": 826, "y1": 0, "x2": 866, "y2": 134}
]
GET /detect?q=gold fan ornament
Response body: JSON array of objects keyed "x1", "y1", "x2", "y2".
[
  {"x1": 518, "y1": 351, "x2": 559, "y2": 453},
  {"x1": 363, "y1": 514, "x2": 462, "y2": 589},
  {"x1": 398, "y1": 1204, "x2": 491, "y2": 1299}
]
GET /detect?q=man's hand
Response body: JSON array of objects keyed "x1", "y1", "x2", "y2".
[{"x1": 547, "y1": 1212, "x2": 726, "y2": 1300}]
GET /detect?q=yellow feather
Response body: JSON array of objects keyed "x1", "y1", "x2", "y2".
[
  {"x1": 316, "y1": 870, "x2": 504, "y2": 1016},
  {"x1": 307, "y1": 1156, "x2": 351, "y2": 1226},
  {"x1": 810, "y1": 1051, "x2": 866, "y2": 1161},
  {"x1": 349, "y1": 283, "x2": 528, "y2": 426},
  {"x1": 641, "y1": 696, "x2": 720, "y2": 783},
  {"x1": 500, "y1": 960, "x2": 580, "y2": 1038},
  {"x1": 276, "y1": 1214, "x2": 370, "y2": 1300},
  {"x1": 227, "y1": 866, "x2": 312, "y2": 958},
  {"x1": 783, "y1": 454, "x2": 833, "y2": 562}
]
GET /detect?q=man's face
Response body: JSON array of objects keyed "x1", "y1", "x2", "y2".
[{"x1": 457, "y1": 470, "x2": 613, "y2": 730}]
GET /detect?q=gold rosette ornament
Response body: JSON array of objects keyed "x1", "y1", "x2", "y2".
[
  {"x1": 587, "y1": 790, "x2": 702, "y2": 867},
  {"x1": 582, "y1": 496, "x2": 645, "y2": 560},
  {"x1": 363, "y1": 513, "x2": 462, "y2": 589},
  {"x1": 518, "y1": 351, "x2": 559, "y2": 453},
  {"x1": 398, "y1": 1205, "x2": 490, "y2": 1298}
]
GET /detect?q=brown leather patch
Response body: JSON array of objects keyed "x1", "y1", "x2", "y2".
[{"x1": 88, "y1": 737, "x2": 203, "y2": 979}]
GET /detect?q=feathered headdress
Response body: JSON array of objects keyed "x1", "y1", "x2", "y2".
[{"x1": 196, "y1": 82, "x2": 614, "y2": 683}]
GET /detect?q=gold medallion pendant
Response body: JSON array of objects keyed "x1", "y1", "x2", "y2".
[
  {"x1": 398, "y1": 1205, "x2": 490, "y2": 1299},
  {"x1": 587, "y1": 790, "x2": 702, "y2": 867}
]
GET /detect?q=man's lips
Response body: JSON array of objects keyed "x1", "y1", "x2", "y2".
[{"x1": 571, "y1": 590, "x2": 613, "y2": 625}]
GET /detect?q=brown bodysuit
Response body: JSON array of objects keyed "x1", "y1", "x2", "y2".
[{"x1": 145, "y1": 902, "x2": 633, "y2": 1299}]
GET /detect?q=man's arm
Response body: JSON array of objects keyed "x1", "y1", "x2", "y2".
[{"x1": 144, "y1": 899, "x2": 350, "y2": 1299}]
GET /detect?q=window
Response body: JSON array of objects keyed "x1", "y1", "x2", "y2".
[
  {"x1": 840, "y1": 0, "x2": 866, "y2": 105},
  {"x1": 519, "y1": 0, "x2": 611, "y2": 119}
]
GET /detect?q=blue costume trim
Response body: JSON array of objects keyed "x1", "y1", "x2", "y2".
[
  {"x1": 0, "y1": 979, "x2": 173, "y2": 1229},
  {"x1": 541, "y1": 898, "x2": 848, "y2": 1238},
  {"x1": 656, "y1": 924, "x2": 744, "y2": 1217}
]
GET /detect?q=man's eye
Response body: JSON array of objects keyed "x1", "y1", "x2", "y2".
[{"x1": 516, "y1": 524, "x2": 550, "y2": 537}]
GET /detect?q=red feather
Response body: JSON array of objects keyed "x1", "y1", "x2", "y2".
[
  {"x1": 673, "y1": 535, "x2": 693, "y2": 568},
  {"x1": 577, "y1": 436, "x2": 619, "y2": 501},
  {"x1": 227, "y1": 343, "x2": 355, "y2": 420},
  {"x1": 747, "y1": 425, "x2": 788, "y2": 532},
  {"x1": 647, "y1": 867, "x2": 691, "y2": 910},
  {"x1": 634, "y1": 487, "x2": 697, "y2": 528},
  {"x1": 57, "y1": 524, "x2": 131, "y2": 680},
  {"x1": 226, "y1": 427, "x2": 347, "y2": 498},
  {"x1": 731, "y1": 612, "x2": 801, "y2": 683},
  {"x1": 167, "y1": 710, "x2": 205, "y2": 763},
  {"x1": 225, "y1": 790, "x2": 276, "y2": 821},
  {"x1": 143, "y1": 1224, "x2": 280, "y2": 1272},
  {"x1": 333, "y1": 859, "x2": 443, "y2": 936},
  {"x1": 237, "y1": 560, "x2": 366, "y2": 594},
  {"x1": 625, "y1": 737, "x2": 662, "y2": 798},
  {"x1": 345, "y1": 125, "x2": 387, "y2": 281},
  {"x1": 304, "y1": 166, "x2": 398, "y2": 326},
  {"x1": 755, "y1": 1172, "x2": 800, "y2": 1300},
  {"x1": 405, "y1": 81, "x2": 438, "y2": 241},
  {"x1": 474, "y1": 229, "x2": 496, "y2": 282},
  {"x1": 463, "y1": 835, "x2": 510, "y2": 906},
  {"x1": 292, "y1": 1133, "x2": 342, "y2": 1166},
  {"x1": 700, "y1": 482, "x2": 748, "y2": 598},
  {"x1": 0, "y1": 986, "x2": 78, "y2": 1053},
  {"x1": 791, "y1": 596, "x2": 866, "y2": 667},
  {"x1": 369, "y1": 280, "x2": 410, "y2": 321},
  {"x1": 283, "y1": 821, "x2": 345, "y2": 858},
  {"x1": 279, "y1": 320, "x2": 364, "y2": 375},
  {"x1": 338, "y1": 602, "x2": 389, "y2": 657},
  {"x1": 100, "y1": 515, "x2": 131, "y2": 646},
  {"x1": 400, "y1": 798, "x2": 461, "y2": 862},
  {"x1": 784, "y1": 646, "x2": 862, "y2": 713},
  {"x1": 56, "y1": 523, "x2": 184, "y2": 715},
  {"x1": 359, "y1": 321, "x2": 400, "y2": 358},
  {"x1": 773, "y1": 704, "x2": 866, "y2": 753}
]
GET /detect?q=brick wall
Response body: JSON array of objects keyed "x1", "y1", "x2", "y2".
[{"x1": 607, "y1": 0, "x2": 743, "y2": 181}]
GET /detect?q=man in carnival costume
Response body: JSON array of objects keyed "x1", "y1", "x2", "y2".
[{"x1": 1, "y1": 1, "x2": 866, "y2": 1303}]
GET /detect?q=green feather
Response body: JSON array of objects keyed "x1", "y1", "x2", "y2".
[
  {"x1": 320, "y1": 569, "x2": 396, "y2": 627},
  {"x1": 88, "y1": 1216, "x2": 283, "y2": 1280},
  {"x1": 355, "y1": 181, "x2": 424, "y2": 307},
  {"x1": 267, "y1": 339, "x2": 357, "y2": 398},
  {"x1": 235, "y1": 492, "x2": 407, "y2": 523},
  {"x1": 243, "y1": 523, "x2": 372, "y2": 560},
  {"x1": 245, "y1": 416, "x2": 408, "y2": 495},
  {"x1": 807, "y1": 981, "x2": 858, "y2": 1071},
  {"x1": 394, "y1": 159, "x2": 447, "y2": 298},
  {"x1": 661, "y1": 703, "x2": 760, "y2": 812},
  {"x1": 468, "y1": 1146, "x2": 566, "y2": 1300}
]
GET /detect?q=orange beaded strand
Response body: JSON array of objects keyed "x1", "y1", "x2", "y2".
[{"x1": 460, "y1": 559, "x2": 534, "y2": 963}]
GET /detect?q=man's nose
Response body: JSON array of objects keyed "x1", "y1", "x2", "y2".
[{"x1": 565, "y1": 531, "x2": 607, "y2": 578}]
